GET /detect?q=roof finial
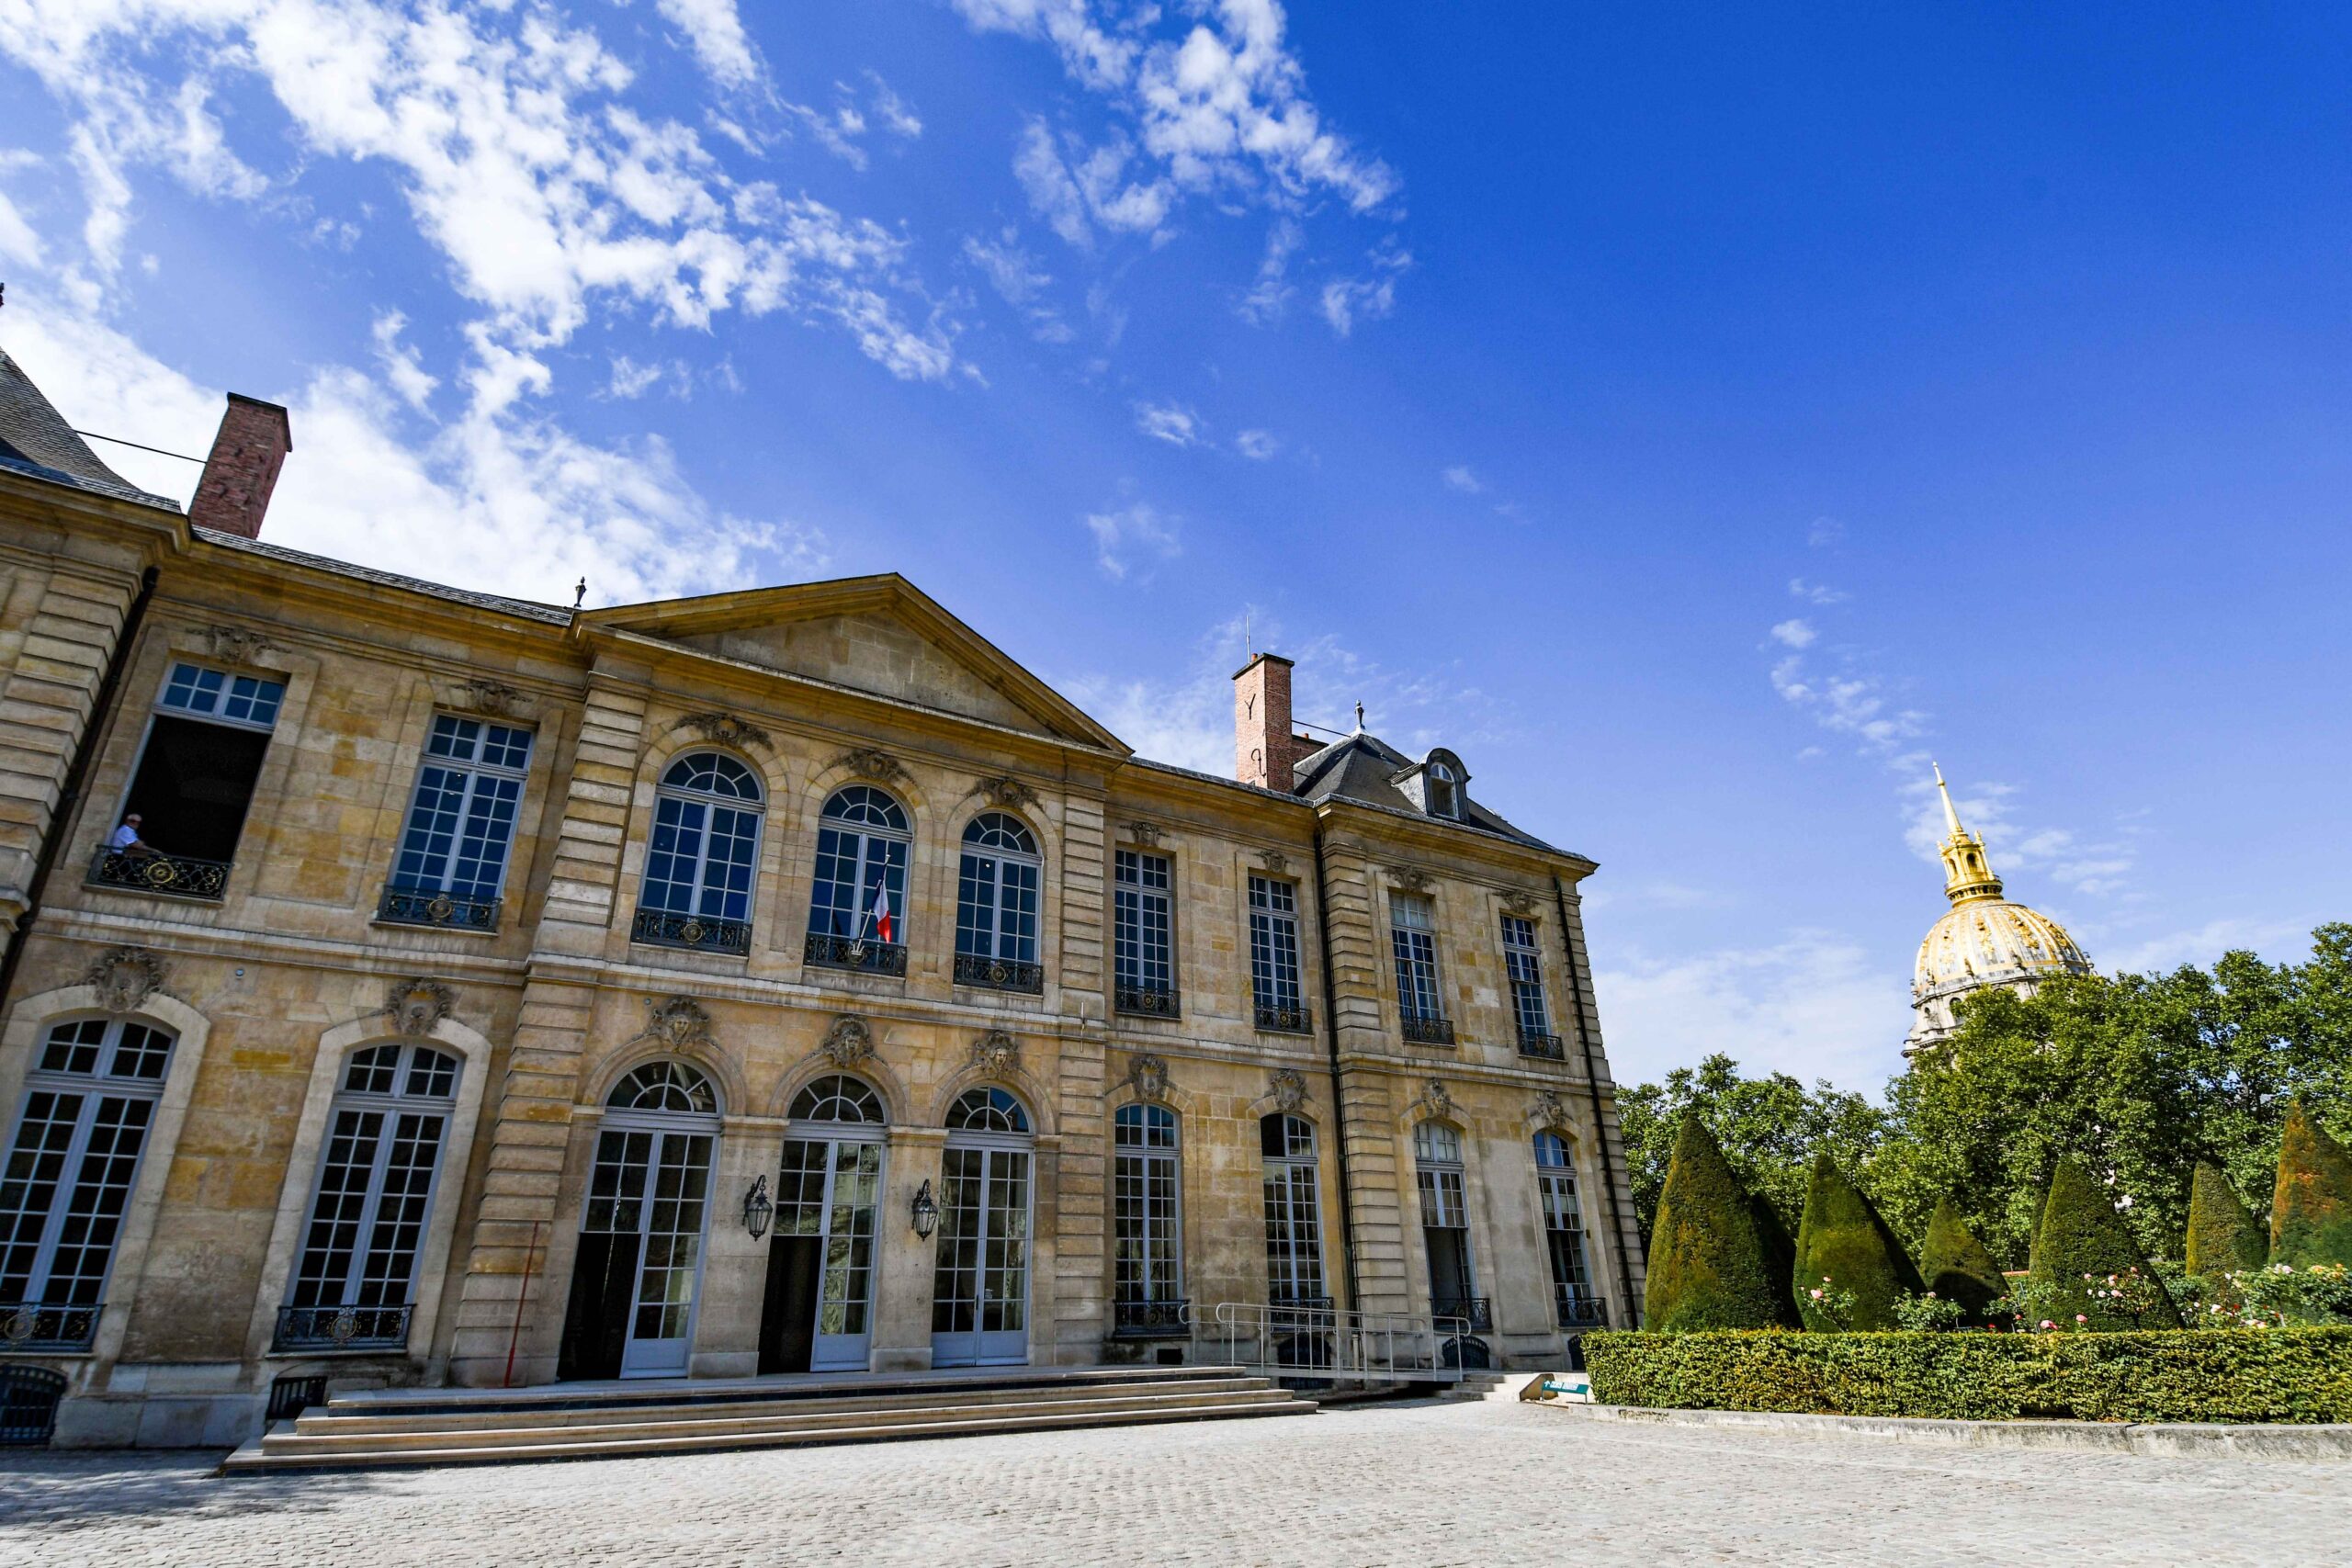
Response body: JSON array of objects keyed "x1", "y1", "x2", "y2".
[
  {"x1": 1932, "y1": 761, "x2": 1965, "y2": 840},
  {"x1": 1352, "y1": 700, "x2": 1365, "y2": 733},
  {"x1": 572, "y1": 577, "x2": 587, "y2": 611}
]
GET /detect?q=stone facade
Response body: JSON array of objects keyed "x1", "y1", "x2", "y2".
[{"x1": 0, "y1": 376, "x2": 1645, "y2": 1449}]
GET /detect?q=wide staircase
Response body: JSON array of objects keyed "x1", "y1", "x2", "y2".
[{"x1": 220, "y1": 1364, "x2": 1313, "y2": 1473}]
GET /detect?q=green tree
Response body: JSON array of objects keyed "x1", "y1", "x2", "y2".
[
  {"x1": 1643, "y1": 1113, "x2": 1804, "y2": 1332},
  {"x1": 1620, "y1": 1054, "x2": 1889, "y2": 1239},
  {"x1": 2027, "y1": 1157, "x2": 2181, "y2": 1330},
  {"x1": 2184, "y1": 1160, "x2": 2267, "y2": 1277},
  {"x1": 2271, "y1": 1101, "x2": 2352, "y2": 1267},
  {"x1": 1792, "y1": 1154, "x2": 1923, "y2": 1329},
  {"x1": 1918, "y1": 1197, "x2": 2007, "y2": 1321}
]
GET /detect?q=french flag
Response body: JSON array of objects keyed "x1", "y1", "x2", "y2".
[{"x1": 868, "y1": 876, "x2": 894, "y2": 944}]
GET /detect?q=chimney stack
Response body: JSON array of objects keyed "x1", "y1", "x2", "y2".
[
  {"x1": 1235, "y1": 652, "x2": 1314, "y2": 792},
  {"x1": 187, "y1": 393, "x2": 291, "y2": 539}
]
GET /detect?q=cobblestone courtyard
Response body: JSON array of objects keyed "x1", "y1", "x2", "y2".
[{"x1": 5, "y1": 1398, "x2": 2346, "y2": 1567}]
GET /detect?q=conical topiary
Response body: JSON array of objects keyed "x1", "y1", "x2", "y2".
[
  {"x1": 1920, "y1": 1197, "x2": 2006, "y2": 1322},
  {"x1": 1642, "y1": 1113, "x2": 1803, "y2": 1332},
  {"x1": 2029, "y1": 1157, "x2": 2181, "y2": 1330},
  {"x1": 1792, "y1": 1154, "x2": 1923, "y2": 1330},
  {"x1": 2185, "y1": 1160, "x2": 2267, "y2": 1278},
  {"x1": 2271, "y1": 1102, "x2": 2352, "y2": 1268}
]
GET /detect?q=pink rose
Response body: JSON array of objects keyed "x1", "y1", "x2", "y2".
[{"x1": 2075, "y1": 1314, "x2": 2087, "y2": 1324}]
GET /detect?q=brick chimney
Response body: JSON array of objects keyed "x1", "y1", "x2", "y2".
[
  {"x1": 1235, "y1": 652, "x2": 1316, "y2": 792},
  {"x1": 187, "y1": 393, "x2": 291, "y2": 538}
]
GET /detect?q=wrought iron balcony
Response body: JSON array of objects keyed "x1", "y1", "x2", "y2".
[
  {"x1": 1517, "y1": 1029, "x2": 1566, "y2": 1060},
  {"x1": 378, "y1": 884, "x2": 501, "y2": 932},
  {"x1": 1115, "y1": 984, "x2": 1182, "y2": 1020},
  {"x1": 955, "y1": 953, "x2": 1045, "y2": 993},
  {"x1": 87, "y1": 846, "x2": 229, "y2": 901},
  {"x1": 1112, "y1": 1297, "x2": 1192, "y2": 1337},
  {"x1": 0, "y1": 1300, "x2": 100, "y2": 1353},
  {"x1": 1253, "y1": 1000, "x2": 1313, "y2": 1034},
  {"x1": 804, "y1": 931, "x2": 909, "y2": 977},
  {"x1": 1432, "y1": 1296, "x2": 1494, "y2": 1333},
  {"x1": 272, "y1": 1303, "x2": 413, "y2": 1353},
  {"x1": 1400, "y1": 1011, "x2": 1455, "y2": 1047},
  {"x1": 1556, "y1": 1293, "x2": 1610, "y2": 1331},
  {"x1": 632, "y1": 907, "x2": 752, "y2": 956}
]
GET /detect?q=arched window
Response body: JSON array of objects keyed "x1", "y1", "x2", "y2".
[
  {"x1": 562, "y1": 1060, "x2": 721, "y2": 1380},
  {"x1": 956, "y1": 813, "x2": 1042, "y2": 992},
  {"x1": 944, "y1": 1087, "x2": 1030, "y2": 1134},
  {"x1": 277, "y1": 1042, "x2": 460, "y2": 1351},
  {"x1": 1259, "y1": 1113, "x2": 1325, "y2": 1308},
  {"x1": 1535, "y1": 1132, "x2": 1597, "y2": 1327},
  {"x1": 1415, "y1": 1121, "x2": 1482, "y2": 1327},
  {"x1": 607, "y1": 1060, "x2": 720, "y2": 1115},
  {"x1": 1426, "y1": 761, "x2": 1459, "y2": 819},
  {"x1": 635, "y1": 752, "x2": 763, "y2": 954},
  {"x1": 787, "y1": 1075, "x2": 887, "y2": 1125},
  {"x1": 807, "y1": 786, "x2": 911, "y2": 975},
  {"x1": 0, "y1": 1017, "x2": 175, "y2": 1350},
  {"x1": 1113, "y1": 1103, "x2": 1182, "y2": 1331}
]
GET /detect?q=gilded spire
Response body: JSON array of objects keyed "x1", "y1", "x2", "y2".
[{"x1": 1930, "y1": 764, "x2": 2004, "y2": 907}]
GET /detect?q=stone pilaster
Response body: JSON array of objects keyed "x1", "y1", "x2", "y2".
[
  {"x1": 1558, "y1": 889, "x2": 1646, "y2": 1320},
  {"x1": 1315, "y1": 837, "x2": 1408, "y2": 1313}
]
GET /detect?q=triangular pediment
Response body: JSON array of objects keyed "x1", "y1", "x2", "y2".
[{"x1": 581, "y1": 575, "x2": 1125, "y2": 750}]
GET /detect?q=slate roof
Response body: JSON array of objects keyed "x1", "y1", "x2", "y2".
[
  {"x1": 194, "y1": 528, "x2": 575, "y2": 625},
  {"x1": 1291, "y1": 728, "x2": 1561, "y2": 853},
  {"x1": 0, "y1": 346, "x2": 183, "y2": 511}
]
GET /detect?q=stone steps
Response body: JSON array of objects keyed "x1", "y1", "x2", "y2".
[{"x1": 221, "y1": 1367, "x2": 1315, "y2": 1473}]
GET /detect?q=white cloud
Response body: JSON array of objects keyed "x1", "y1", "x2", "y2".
[
  {"x1": 1807, "y1": 515, "x2": 1847, "y2": 547},
  {"x1": 1595, "y1": 931, "x2": 1909, "y2": 1092},
  {"x1": 1768, "y1": 627, "x2": 1927, "y2": 755},
  {"x1": 1238, "y1": 217, "x2": 1299, "y2": 324},
  {"x1": 1013, "y1": 118, "x2": 1095, "y2": 247},
  {"x1": 1900, "y1": 773, "x2": 2139, "y2": 900},
  {"x1": 963, "y1": 228, "x2": 1074, "y2": 343},
  {"x1": 2094, "y1": 918, "x2": 2315, "y2": 977},
  {"x1": 653, "y1": 0, "x2": 763, "y2": 91},
  {"x1": 1442, "y1": 465, "x2": 1483, "y2": 495},
  {"x1": 1134, "y1": 400, "x2": 1204, "y2": 446},
  {"x1": 864, "y1": 71, "x2": 922, "y2": 139},
  {"x1": 1083, "y1": 500, "x2": 1182, "y2": 581},
  {"x1": 1788, "y1": 577, "x2": 1848, "y2": 605},
  {"x1": 1234, "y1": 428, "x2": 1278, "y2": 460},
  {"x1": 1769, "y1": 618, "x2": 1816, "y2": 649},
  {"x1": 1319, "y1": 240, "x2": 1410, "y2": 337},
  {"x1": 369, "y1": 311, "x2": 438, "y2": 411}
]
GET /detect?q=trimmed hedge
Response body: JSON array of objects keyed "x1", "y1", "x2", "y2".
[
  {"x1": 1584, "y1": 1326, "x2": 2352, "y2": 1424},
  {"x1": 1644, "y1": 1114, "x2": 1804, "y2": 1331},
  {"x1": 2186, "y1": 1160, "x2": 2267, "y2": 1278},
  {"x1": 1920, "y1": 1198, "x2": 2006, "y2": 1322},
  {"x1": 1792, "y1": 1154, "x2": 1922, "y2": 1330},
  {"x1": 2272, "y1": 1102, "x2": 2352, "y2": 1268},
  {"x1": 2030, "y1": 1157, "x2": 2181, "y2": 1329}
]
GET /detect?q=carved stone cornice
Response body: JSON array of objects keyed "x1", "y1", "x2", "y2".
[
  {"x1": 684, "y1": 711, "x2": 772, "y2": 750},
  {"x1": 820, "y1": 1015, "x2": 875, "y2": 1070},
  {"x1": 634, "y1": 995, "x2": 714, "y2": 1051},
  {"x1": 382, "y1": 976, "x2": 456, "y2": 1037},
  {"x1": 1126, "y1": 1054, "x2": 1170, "y2": 1103},
  {"x1": 85, "y1": 947, "x2": 169, "y2": 1014},
  {"x1": 833, "y1": 747, "x2": 910, "y2": 787},
  {"x1": 969, "y1": 1029, "x2": 1021, "y2": 1079}
]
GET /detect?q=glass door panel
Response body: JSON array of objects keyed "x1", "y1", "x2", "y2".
[{"x1": 931, "y1": 1145, "x2": 1032, "y2": 1367}]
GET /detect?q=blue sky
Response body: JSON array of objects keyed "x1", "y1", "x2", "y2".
[{"x1": 3, "y1": 2, "x2": 2346, "y2": 1093}]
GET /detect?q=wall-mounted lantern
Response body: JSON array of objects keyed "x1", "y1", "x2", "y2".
[
  {"x1": 910, "y1": 1179, "x2": 938, "y2": 1240},
  {"x1": 742, "y1": 1174, "x2": 773, "y2": 1241}
]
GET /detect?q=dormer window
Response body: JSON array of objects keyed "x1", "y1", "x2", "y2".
[{"x1": 1426, "y1": 762, "x2": 1459, "y2": 819}]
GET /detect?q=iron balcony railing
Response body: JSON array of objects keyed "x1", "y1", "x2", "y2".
[
  {"x1": 272, "y1": 1303, "x2": 413, "y2": 1353},
  {"x1": 1114, "y1": 984, "x2": 1182, "y2": 1020},
  {"x1": 1517, "y1": 1030, "x2": 1566, "y2": 1060},
  {"x1": 1432, "y1": 1296, "x2": 1494, "y2": 1333},
  {"x1": 1253, "y1": 1000, "x2": 1313, "y2": 1034},
  {"x1": 632, "y1": 907, "x2": 752, "y2": 956},
  {"x1": 1112, "y1": 1297, "x2": 1192, "y2": 1337},
  {"x1": 0, "y1": 1300, "x2": 100, "y2": 1354},
  {"x1": 87, "y1": 847, "x2": 229, "y2": 901},
  {"x1": 954, "y1": 953, "x2": 1045, "y2": 993},
  {"x1": 1204, "y1": 1301, "x2": 1473, "y2": 1387},
  {"x1": 1557, "y1": 1294, "x2": 1610, "y2": 1331},
  {"x1": 1400, "y1": 1011, "x2": 1455, "y2": 1047},
  {"x1": 804, "y1": 931, "x2": 909, "y2": 977},
  {"x1": 378, "y1": 884, "x2": 501, "y2": 932}
]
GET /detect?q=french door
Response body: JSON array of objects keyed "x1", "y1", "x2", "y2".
[
  {"x1": 564, "y1": 1124, "x2": 714, "y2": 1380},
  {"x1": 762, "y1": 1135, "x2": 883, "y2": 1373},
  {"x1": 930, "y1": 1144, "x2": 1032, "y2": 1367}
]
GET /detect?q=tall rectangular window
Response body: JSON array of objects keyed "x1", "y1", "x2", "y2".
[
  {"x1": 1260, "y1": 1114, "x2": 1325, "y2": 1306},
  {"x1": 1112, "y1": 1104, "x2": 1182, "y2": 1332},
  {"x1": 1535, "y1": 1132, "x2": 1597, "y2": 1325},
  {"x1": 1114, "y1": 850, "x2": 1177, "y2": 1016},
  {"x1": 1390, "y1": 893, "x2": 1443, "y2": 1021},
  {"x1": 1502, "y1": 915, "x2": 1555, "y2": 1049},
  {"x1": 101, "y1": 661, "x2": 285, "y2": 895},
  {"x1": 382, "y1": 715, "x2": 533, "y2": 929},
  {"x1": 1414, "y1": 1122, "x2": 1479, "y2": 1325},
  {"x1": 1249, "y1": 875, "x2": 1308, "y2": 1032}
]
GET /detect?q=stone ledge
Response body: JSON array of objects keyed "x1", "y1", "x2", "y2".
[{"x1": 1534, "y1": 1401, "x2": 2352, "y2": 1461}]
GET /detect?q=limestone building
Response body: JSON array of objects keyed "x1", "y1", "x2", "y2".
[
  {"x1": 0, "y1": 343, "x2": 1643, "y2": 1447},
  {"x1": 1905, "y1": 765, "x2": 2094, "y2": 1053}
]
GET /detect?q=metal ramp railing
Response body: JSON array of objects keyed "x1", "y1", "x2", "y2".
[{"x1": 1202, "y1": 1302, "x2": 1476, "y2": 1387}]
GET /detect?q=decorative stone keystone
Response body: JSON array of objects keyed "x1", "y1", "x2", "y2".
[
  {"x1": 382, "y1": 976, "x2": 456, "y2": 1037},
  {"x1": 85, "y1": 947, "x2": 169, "y2": 1014},
  {"x1": 820, "y1": 1014, "x2": 876, "y2": 1070}
]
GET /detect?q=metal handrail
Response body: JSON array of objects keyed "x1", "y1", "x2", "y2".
[
  {"x1": 87, "y1": 847, "x2": 230, "y2": 901},
  {"x1": 0, "y1": 1299, "x2": 101, "y2": 1353},
  {"x1": 1203, "y1": 1301, "x2": 1472, "y2": 1386},
  {"x1": 954, "y1": 953, "x2": 1045, "y2": 993}
]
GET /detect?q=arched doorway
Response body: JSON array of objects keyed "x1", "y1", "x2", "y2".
[
  {"x1": 559, "y1": 1062, "x2": 720, "y2": 1381},
  {"x1": 931, "y1": 1088, "x2": 1034, "y2": 1368},
  {"x1": 759, "y1": 1075, "x2": 888, "y2": 1373}
]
